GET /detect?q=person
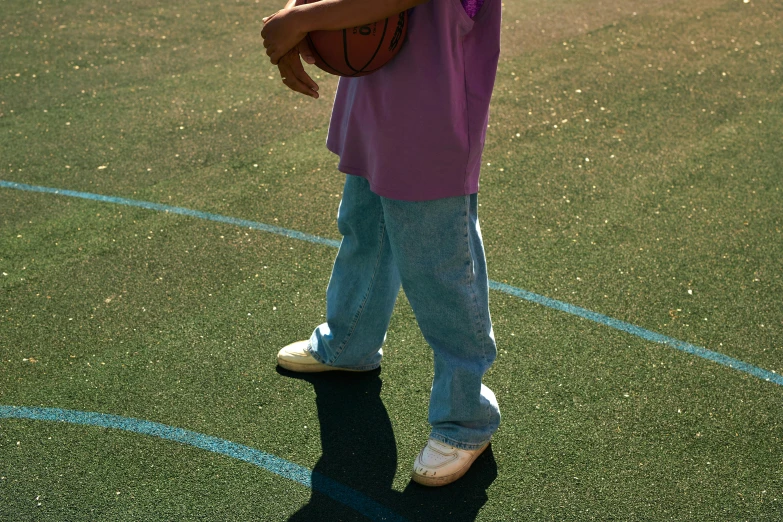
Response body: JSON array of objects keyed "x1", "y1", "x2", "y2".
[{"x1": 261, "y1": 0, "x2": 501, "y2": 487}]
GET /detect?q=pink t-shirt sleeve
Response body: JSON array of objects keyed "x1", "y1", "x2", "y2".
[{"x1": 462, "y1": 0, "x2": 485, "y2": 18}]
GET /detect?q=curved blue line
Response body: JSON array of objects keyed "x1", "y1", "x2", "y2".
[
  {"x1": 2, "y1": 179, "x2": 780, "y2": 387},
  {"x1": 0, "y1": 405, "x2": 407, "y2": 522}
]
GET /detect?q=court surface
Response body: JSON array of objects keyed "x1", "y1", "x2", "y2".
[{"x1": 1, "y1": 0, "x2": 781, "y2": 519}]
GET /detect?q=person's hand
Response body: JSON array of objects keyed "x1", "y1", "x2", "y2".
[
  {"x1": 261, "y1": 8, "x2": 308, "y2": 65},
  {"x1": 277, "y1": 40, "x2": 319, "y2": 99}
]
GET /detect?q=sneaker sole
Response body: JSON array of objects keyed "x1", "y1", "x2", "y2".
[
  {"x1": 276, "y1": 357, "x2": 372, "y2": 373},
  {"x1": 411, "y1": 442, "x2": 490, "y2": 487}
]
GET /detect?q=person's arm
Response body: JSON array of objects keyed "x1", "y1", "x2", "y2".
[
  {"x1": 265, "y1": 0, "x2": 320, "y2": 99},
  {"x1": 286, "y1": 0, "x2": 426, "y2": 32},
  {"x1": 261, "y1": 0, "x2": 428, "y2": 65}
]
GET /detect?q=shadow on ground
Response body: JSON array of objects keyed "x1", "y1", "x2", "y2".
[{"x1": 277, "y1": 368, "x2": 497, "y2": 522}]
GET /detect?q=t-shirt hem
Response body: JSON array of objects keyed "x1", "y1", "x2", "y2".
[{"x1": 335, "y1": 162, "x2": 479, "y2": 202}]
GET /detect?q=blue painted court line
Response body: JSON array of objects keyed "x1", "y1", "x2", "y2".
[
  {"x1": 0, "y1": 180, "x2": 340, "y2": 249},
  {"x1": 489, "y1": 282, "x2": 783, "y2": 386},
  {"x1": 0, "y1": 405, "x2": 407, "y2": 522},
  {"x1": 2, "y1": 179, "x2": 781, "y2": 387}
]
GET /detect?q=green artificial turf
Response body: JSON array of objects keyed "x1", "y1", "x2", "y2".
[{"x1": 1, "y1": 0, "x2": 781, "y2": 520}]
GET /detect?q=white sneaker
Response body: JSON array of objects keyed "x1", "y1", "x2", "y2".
[
  {"x1": 277, "y1": 340, "x2": 370, "y2": 373},
  {"x1": 411, "y1": 438, "x2": 489, "y2": 487}
]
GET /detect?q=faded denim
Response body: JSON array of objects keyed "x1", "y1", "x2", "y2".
[{"x1": 308, "y1": 175, "x2": 500, "y2": 449}]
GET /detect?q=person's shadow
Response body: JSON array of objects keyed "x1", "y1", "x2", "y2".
[{"x1": 278, "y1": 368, "x2": 497, "y2": 522}]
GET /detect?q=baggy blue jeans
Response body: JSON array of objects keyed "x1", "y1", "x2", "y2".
[{"x1": 308, "y1": 175, "x2": 500, "y2": 449}]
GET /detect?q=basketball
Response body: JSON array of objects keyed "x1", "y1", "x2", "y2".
[{"x1": 304, "y1": 3, "x2": 408, "y2": 77}]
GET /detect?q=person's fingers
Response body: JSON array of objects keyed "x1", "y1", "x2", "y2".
[
  {"x1": 288, "y1": 51, "x2": 319, "y2": 93},
  {"x1": 297, "y1": 38, "x2": 316, "y2": 65},
  {"x1": 265, "y1": 46, "x2": 283, "y2": 65},
  {"x1": 278, "y1": 54, "x2": 319, "y2": 98},
  {"x1": 269, "y1": 44, "x2": 294, "y2": 65},
  {"x1": 279, "y1": 69, "x2": 315, "y2": 97}
]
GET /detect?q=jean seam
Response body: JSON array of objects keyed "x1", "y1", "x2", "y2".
[
  {"x1": 465, "y1": 195, "x2": 495, "y2": 427},
  {"x1": 330, "y1": 214, "x2": 387, "y2": 365},
  {"x1": 465, "y1": 197, "x2": 489, "y2": 364}
]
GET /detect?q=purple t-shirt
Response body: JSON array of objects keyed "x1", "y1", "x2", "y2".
[
  {"x1": 325, "y1": 0, "x2": 501, "y2": 201},
  {"x1": 462, "y1": 0, "x2": 485, "y2": 18}
]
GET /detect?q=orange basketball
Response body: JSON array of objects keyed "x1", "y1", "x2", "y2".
[{"x1": 304, "y1": 3, "x2": 408, "y2": 77}]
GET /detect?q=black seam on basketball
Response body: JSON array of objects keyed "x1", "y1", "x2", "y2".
[
  {"x1": 359, "y1": 65, "x2": 384, "y2": 75},
  {"x1": 357, "y1": 18, "x2": 388, "y2": 72},
  {"x1": 307, "y1": 33, "x2": 341, "y2": 76},
  {"x1": 343, "y1": 29, "x2": 362, "y2": 73}
]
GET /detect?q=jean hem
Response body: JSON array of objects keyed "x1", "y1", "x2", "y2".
[
  {"x1": 306, "y1": 345, "x2": 381, "y2": 372},
  {"x1": 429, "y1": 431, "x2": 491, "y2": 451}
]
